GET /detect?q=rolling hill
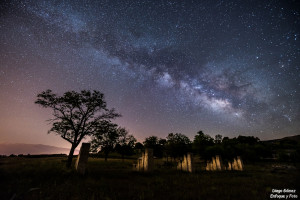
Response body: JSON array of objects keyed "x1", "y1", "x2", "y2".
[{"x1": 0, "y1": 143, "x2": 79, "y2": 155}]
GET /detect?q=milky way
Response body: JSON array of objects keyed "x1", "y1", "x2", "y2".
[{"x1": 0, "y1": 0, "x2": 299, "y2": 146}]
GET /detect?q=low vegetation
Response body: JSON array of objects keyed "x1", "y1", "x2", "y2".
[{"x1": 0, "y1": 157, "x2": 299, "y2": 200}]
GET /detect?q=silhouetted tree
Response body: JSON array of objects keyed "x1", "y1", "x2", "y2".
[
  {"x1": 115, "y1": 128, "x2": 136, "y2": 161},
  {"x1": 158, "y1": 138, "x2": 167, "y2": 158},
  {"x1": 143, "y1": 136, "x2": 165, "y2": 157},
  {"x1": 192, "y1": 130, "x2": 214, "y2": 159},
  {"x1": 134, "y1": 142, "x2": 144, "y2": 155},
  {"x1": 90, "y1": 121, "x2": 120, "y2": 161},
  {"x1": 35, "y1": 90, "x2": 120, "y2": 167},
  {"x1": 143, "y1": 136, "x2": 159, "y2": 148},
  {"x1": 220, "y1": 135, "x2": 271, "y2": 161},
  {"x1": 215, "y1": 134, "x2": 223, "y2": 144},
  {"x1": 236, "y1": 135, "x2": 260, "y2": 145},
  {"x1": 204, "y1": 145, "x2": 225, "y2": 159},
  {"x1": 134, "y1": 142, "x2": 144, "y2": 150},
  {"x1": 166, "y1": 133, "x2": 191, "y2": 159}
]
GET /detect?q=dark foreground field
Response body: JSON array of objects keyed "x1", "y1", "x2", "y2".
[{"x1": 0, "y1": 157, "x2": 299, "y2": 200}]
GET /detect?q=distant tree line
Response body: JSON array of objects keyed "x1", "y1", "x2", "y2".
[
  {"x1": 35, "y1": 89, "x2": 300, "y2": 168},
  {"x1": 89, "y1": 130, "x2": 300, "y2": 163}
]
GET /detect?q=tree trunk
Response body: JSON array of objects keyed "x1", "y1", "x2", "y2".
[{"x1": 66, "y1": 144, "x2": 76, "y2": 168}]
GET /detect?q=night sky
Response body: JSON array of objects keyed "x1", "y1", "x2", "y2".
[{"x1": 0, "y1": 0, "x2": 299, "y2": 148}]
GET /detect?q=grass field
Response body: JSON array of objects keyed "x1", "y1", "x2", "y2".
[{"x1": 0, "y1": 157, "x2": 299, "y2": 200}]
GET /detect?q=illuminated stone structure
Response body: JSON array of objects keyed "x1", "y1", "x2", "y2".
[
  {"x1": 227, "y1": 162, "x2": 232, "y2": 170},
  {"x1": 212, "y1": 157, "x2": 217, "y2": 170},
  {"x1": 232, "y1": 158, "x2": 238, "y2": 170},
  {"x1": 206, "y1": 155, "x2": 223, "y2": 171},
  {"x1": 227, "y1": 157, "x2": 243, "y2": 171},
  {"x1": 75, "y1": 143, "x2": 91, "y2": 175},
  {"x1": 215, "y1": 155, "x2": 223, "y2": 170},
  {"x1": 232, "y1": 156, "x2": 243, "y2": 171},
  {"x1": 206, "y1": 155, "x2": 244, "y2": 171},
  {"x1": 205, "y1": 162, "x2": 213, "y2": 171},
  {"x1": 177, "y1": 153, "x2": 194, "y2": 173},
  {"x1": 133, "y1": 148, "x2": 154, "y2": 172}
]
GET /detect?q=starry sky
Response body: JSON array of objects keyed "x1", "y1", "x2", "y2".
[{"x1": 0, "y1": 0, "x2": 299, "y2": 148}]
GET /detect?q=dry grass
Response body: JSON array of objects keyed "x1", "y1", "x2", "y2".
[{"x1": 0, "y1": 157, "x2": 299, "y2": 200}]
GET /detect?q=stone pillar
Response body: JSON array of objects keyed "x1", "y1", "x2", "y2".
[
  {"x1": 215, "y1": 155, "x2": 223, "y2": 170},
  {"x1": 205, "y1": 160, "x2": 209, "y2": 171},
  {"x1": 212, "y1": 157, "x2": 217, "y2": 171},
  {"x1": 177, "y1": 159, "x2": 183, "y2": 171},
  {"x1": 237, "y1": 156, "x2": 244, "y2": 171},
  {"x1": 232, "y1": 158, "x2": 238, "y2": 170},
  {"x1": 134, "y1": 148, "x2": 154, "y2": 172},
  {"x1": 186, "y1": 153, "x2": 193, "y2": 172},
  {"x1": 133, "y1": 158, "x2": 142, "y2": 171},
  {"x1": 205, "y1": 162, "x2": 210, "y2": 171},
  {"x1": 206, "y1": 156, "x2": 225, "y2": 171},
  {"x1": 230, "y1": 157, "x2": 244, "y2": 171},
  {"x1": 182, "y1": 155, "x2": 187, "y2": 171},
  {"x1": 144, "y1": 148, "x2": 154, "y2": 171},
  {"x1": 178, "y1": 153, "x2": 193, "y2": 172},
  {"x1": 206, "y1": 160, "x2": 213, "y2": 171},
  {"x1": 227, "y1": 162, "x2": 232, "y2": 170},
  {"x1": 75, "y1": 143, "x2": 91, "y2": 175}
]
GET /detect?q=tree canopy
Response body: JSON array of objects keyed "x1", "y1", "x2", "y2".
[
  {"x1": 35, "y1": 89, "x2": 120, "y2": 167},
  {"x1": 115, "y1": 128, "x2": 137, "y2": 160},
  {"x1": 166, "y1": 133, "x2": 191, "y2": 159},
  {"x1": 90, "y1": 121, "x2": 121, "y2": 161},
  {"x1": 143, "y1": 136, "x2": 166, "y2": 158}
]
